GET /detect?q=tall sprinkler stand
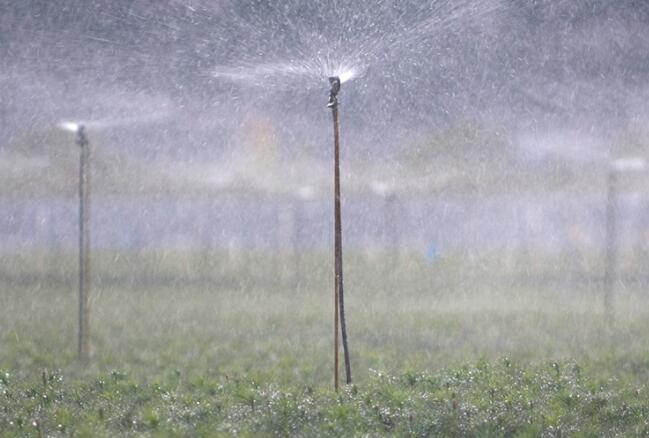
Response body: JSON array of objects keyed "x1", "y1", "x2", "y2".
[
  {"x1": 603, "y1": 169, "x2": 617, "y2": 322},
  {"x1": 76, "y1": 125, "x2": 91, "y2": 360},
  {"x1": 328, "y1": 76, "x2": 352, "y2": 390}
]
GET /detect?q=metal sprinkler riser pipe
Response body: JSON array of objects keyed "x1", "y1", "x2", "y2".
[
  {"x1": 327, "y1": 74, "x2": 352, "y2": 390},
  {"x1": 76, "y1": 123, "x2": 91, "y2": 360},
  {"x1": 76, "y1": 125, "x2": 88, "y2": 148}
]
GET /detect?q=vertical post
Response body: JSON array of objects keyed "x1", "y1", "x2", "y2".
[
  {"x1": 384, "y1": 193, "x2": 398, "y2": 276},
  {"x1": 293, "y1": 199, "x2": 301, "y2": 286},
  {"x1": 603, "y1": 169, "x2": 617, "y2": 320},
  {"x1": 295, "y1": 187, "x2": 314, "y2": 291},
  {"x1": 287, "y1": 198, "x2": 304, "y2": 288},
  {"x1": 200, "y1": 198, "x2": 213, "y2": 282},
  {"x1": 331, "y1": 92, "x2": 340, "y2": 392},
  {"x1": 77, "y1": 126, "x2": 91, "y2": 360},
  {"x1": 278, "y1": 198, "x2": 297, "y2": 285},
  {"x1": 328, "y1": 77, "x2": 352, "y2": 389}
]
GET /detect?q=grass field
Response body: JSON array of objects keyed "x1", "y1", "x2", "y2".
[{"x1": 2, "y1": 249, "x2": 649, "y2": 436}]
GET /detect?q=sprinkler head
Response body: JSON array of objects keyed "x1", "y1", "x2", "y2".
[
  {"x1": 75, "y1": 125, "x2": 88, "y2": 148},
  {"x1": 60, "y1": 121, "x2": 80, "y2": 133},
  {"x1": 327, "y1": 76, "x2": 341, "y2": 108}
]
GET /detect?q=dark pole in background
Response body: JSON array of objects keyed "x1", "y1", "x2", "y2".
[
  {"x1": 372, "y1": 182, "x2": 398, "y2": 283},
  {"x1": 291, "y1": 198, "x2": 300, "y2": 286},
  {"x1": 602, "y1": 158, "x2": 647, "y2": 321},
  {"x1": 328, "y1": 76, "x2": 352, "y2": 390},
  {"x1": 77, "y1": 125, "x2": 91, "y2": 359},
  {"x1": 295, "y1": 186, "x2": 315, "y2": 289},
  {"x1": 603, "y1": 169, "x2": 617, "y2": 320},
  {"x1": 385, "y1": 193, "x2": 398, "y2": 272}
]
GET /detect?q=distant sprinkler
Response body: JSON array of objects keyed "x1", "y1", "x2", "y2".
[
  {"x1": 61, "y1": 121, "x2": 92, "y2": 360},
  {"x1": 328, "y1": 76, "x2": 352, "y2": 391},
  {"x1": 603, "y1": 157, "x2": 646, "y2": 321},
  {"x1": 60, "y1": 121, "x2": 81, "y2": 133}
]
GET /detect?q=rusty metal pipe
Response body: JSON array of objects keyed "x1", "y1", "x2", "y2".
[
  {"x1": 328, "y1": 76, "x2": 352, "y2": 389},
  {"x1": 76, "y1": 126, "x2": 91, "y2": 360}
]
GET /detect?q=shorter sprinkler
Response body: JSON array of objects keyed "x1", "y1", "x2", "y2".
[
  {"x1": 61, "y1": 121, "x2": 91, "y2": 360},
  {"x1": 76, "y1": 124, "x2": 91, "y2": 360}
]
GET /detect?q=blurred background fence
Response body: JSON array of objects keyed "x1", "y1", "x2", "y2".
[{"x1": 2, "y1": 191, "x2": 648, "y2": 283}]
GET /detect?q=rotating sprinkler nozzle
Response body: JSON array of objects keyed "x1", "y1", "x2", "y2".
[{"x1": 327, "y1": 76, "x2": 341, "y2": 108}]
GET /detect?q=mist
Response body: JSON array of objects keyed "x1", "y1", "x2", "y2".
[{"x1": 2, "y1": 0, "x2": 649, "y2": 435}]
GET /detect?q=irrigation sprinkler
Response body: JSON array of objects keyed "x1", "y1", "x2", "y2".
[
  {"x1": 77, "y1": 125, "x2": 92, "y2": 360},
  {"x1": 328, "y1": 76, "x2": 352, "y2": 390},
  {"x1": 62, "y1": 122, "x2": 91, "y2": 359},
  {"x1": 603, "y1": 157, "x2": 646, "y2": 320}
]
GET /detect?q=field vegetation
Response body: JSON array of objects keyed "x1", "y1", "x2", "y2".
[{"x1": 2, "y1": 250, "x2": 649, "y2": 435}]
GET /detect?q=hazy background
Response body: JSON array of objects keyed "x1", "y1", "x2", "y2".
[
  {"x1": 4, "y1": 2, "x2": 649, "y2": 413},
  {"x1": 1, "y1": 0, "x2": 649, "y2": 256}
]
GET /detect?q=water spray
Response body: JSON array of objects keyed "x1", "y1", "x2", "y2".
[
  {"x1": 328, "y1": 76, "x2": 352, "y2": 390},
  {"x1": 63, "y1": 122, "x2": 92, "y2": 360}
]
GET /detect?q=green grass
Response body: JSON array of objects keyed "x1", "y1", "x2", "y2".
[
  {"x1": 1, "y1": 249, "x2": 649, "y2": 436},
  {"x1": 3, "y1": 361, "x2": 649, "y2": 436}
]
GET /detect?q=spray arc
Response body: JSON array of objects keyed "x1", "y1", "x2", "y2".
[{"x1": 328, "y1": 76, "x2": 352, "y2": 391}]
